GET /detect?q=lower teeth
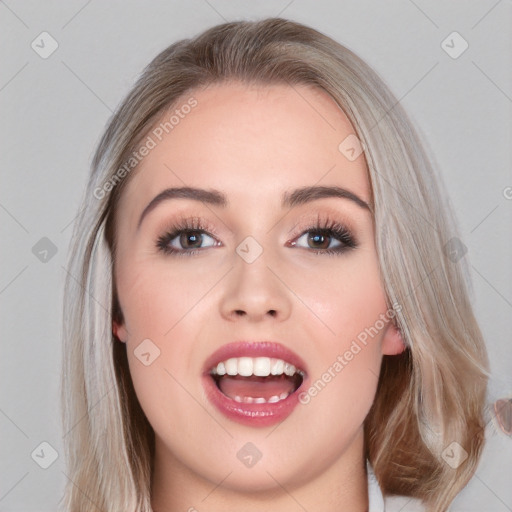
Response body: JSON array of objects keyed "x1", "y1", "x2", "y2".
[{"x1": 232, "y1": 392, "x2": 290, "y2": 404}]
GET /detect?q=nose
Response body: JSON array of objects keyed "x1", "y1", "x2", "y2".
[{"x1": 219, "y1": 248, "x2": 293, "y2": 323}]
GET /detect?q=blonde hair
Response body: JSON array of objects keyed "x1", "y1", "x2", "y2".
[{"x1": 61, "y1": 18, "x2": 489, "y2": 512}]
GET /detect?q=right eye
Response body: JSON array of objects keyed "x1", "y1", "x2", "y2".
[
  {"x1": 157, "y1": 228, "x2": 219, "y2": 256},
  {"x1": 155, "y1": 216, "x2": 221, "y2": 257}
]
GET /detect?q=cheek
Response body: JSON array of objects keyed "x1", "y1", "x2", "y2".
[
  {"x1": 117, "y1": 264, "x2": 197, "y2": 370},
  {"x1": 299, "y1": 249, "x2": 386, "y2": 408},
  {"x1": 116, "y1": 259, "x2": 216, "y2": 422},
  {"x1": 304, "y1": 250, "x2": 387, "y2": 345},
  {"x1": 116, "y1": 259, "x2": 207, "y2": 337},
  {"x1": 126, "y1": 349, "x2": 188, "y2": 432},
  {"x1": 302, "y1": 353, "x2": 379, "y2": 454}
]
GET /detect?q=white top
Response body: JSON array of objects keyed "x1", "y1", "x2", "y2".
[
  {"x1": 367, "y1": 460, "x2": 385, "y2": 512},
  {"x1": 367, "y1": 460, "x2": 426, "y2": 512}
]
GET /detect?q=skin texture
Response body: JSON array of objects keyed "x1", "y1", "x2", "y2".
[{"x1": 113, "y1": 82, "x2": 405, "y2": 512}]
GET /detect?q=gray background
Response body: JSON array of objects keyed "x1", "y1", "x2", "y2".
[{"x1": 1, "y1": 1, "x2": 511, "y2": 510}]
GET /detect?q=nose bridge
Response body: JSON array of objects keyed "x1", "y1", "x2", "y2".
[{"x1": 219, "y1": 234, "x2": 292, "y2": 321}]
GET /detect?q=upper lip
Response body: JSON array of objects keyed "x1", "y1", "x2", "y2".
[{"x1": 203, "y1": 341, "x2": 308, "y2": 376}]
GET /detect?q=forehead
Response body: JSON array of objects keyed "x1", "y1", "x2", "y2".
[{"x1": 117, "y1": 81, "x2": 370, "y2": 219}]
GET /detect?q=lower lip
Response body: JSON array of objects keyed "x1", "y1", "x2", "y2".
[{"x1": 202, "y1": 374, "x2": 305, "y2": 427}]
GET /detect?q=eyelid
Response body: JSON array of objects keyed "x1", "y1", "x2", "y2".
[
  {"x1": 158, "y1": 215, "x2": 220, "y2": 237},
  {"x1": 287, "y1": 212, "x2": 355, "y2": 237}
]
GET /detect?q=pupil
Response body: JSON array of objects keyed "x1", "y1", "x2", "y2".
[
  {"x1": 181, "y1": 231, "x2": 202, "y2": 248},
  {"x1": 309, "y1": 232, "x2": 329, "y2": 249}
]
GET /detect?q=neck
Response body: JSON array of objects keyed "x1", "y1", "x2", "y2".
[{"x1": 151, "y1": 429, "x2": 369, "y2": 512}]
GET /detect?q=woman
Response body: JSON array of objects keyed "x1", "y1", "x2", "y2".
[{"x1": 61, "y1": 18, "x2": 489, "y2": 512}]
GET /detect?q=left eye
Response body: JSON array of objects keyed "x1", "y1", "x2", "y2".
[{"x1": 294, "y1": 230, "x2": 343, "y2": 250}]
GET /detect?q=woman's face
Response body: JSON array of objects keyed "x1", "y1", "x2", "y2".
[{"x1": 113, "y1": 82, "x2": 403, "y2": 495}]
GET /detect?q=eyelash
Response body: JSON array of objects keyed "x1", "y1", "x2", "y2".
[{"x1": 155, "y1": 215, "x2": 358, "y2": 257}]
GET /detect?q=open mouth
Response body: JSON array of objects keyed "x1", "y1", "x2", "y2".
[
  {"x1": 202, "y1": 341, "x2": 308, "y2": 426},
  {"x1": 210, "y1": 357, "x2": 305, "y2": 404}
]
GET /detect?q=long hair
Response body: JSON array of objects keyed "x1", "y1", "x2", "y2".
[{"x1": 61, "y1": 17, "x2": 489, "y2": 511}]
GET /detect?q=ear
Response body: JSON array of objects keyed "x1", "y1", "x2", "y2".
[
  {"x1": 381, "y1": 322, "x2": 406, "y2": 356},
  {"x1": 112, "y1": 320, "x2": 129, "y2": 343}
]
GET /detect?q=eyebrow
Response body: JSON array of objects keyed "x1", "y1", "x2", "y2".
[{"x1": 137, "y1": 185, "x2": 371, "y2": 229}]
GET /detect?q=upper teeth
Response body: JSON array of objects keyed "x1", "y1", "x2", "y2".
[{"x1": 211, "y1": 357, "x2": 302, "y2": 377}]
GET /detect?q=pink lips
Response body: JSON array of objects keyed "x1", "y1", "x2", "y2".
[{"x1": 202, "y1": 341, "x2": 308, "y2": 427}]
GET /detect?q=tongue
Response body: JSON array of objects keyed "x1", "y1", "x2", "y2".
[{"x1": 217, "y1": 375, "x2": 295, "y2": 401}]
